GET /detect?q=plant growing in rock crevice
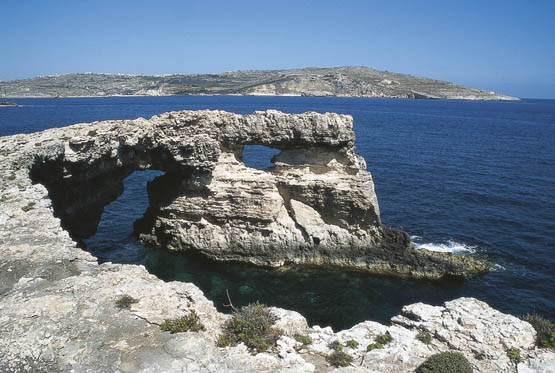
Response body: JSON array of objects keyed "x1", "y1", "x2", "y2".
[
  {"x1": 416, "y1": 331, "x2": 432, "y2": 345},
  {"x1": 294, "y1": 334, "x2": 312, "y2": 345},
  {"x1": 115, "y1": 294, "x2": 138, "y2": 309},
  {"x1": 524, "y1": 313, "x2": 555, "y2": 349},
  {"x1": 21, "y1": 202, "x2": 35, "y2": 212},
  {"x1": 327, "y1": 350, "x2": 352, "y2": 367},
  {"x1": 346, "y1": 339, "x2": 359, "y2": 349},
  {"x1": 328, "y1": 340, "x2": 343, "y2": 351},
  {"x1": 375, "y1": 333, "x2": 392, "y2": 345},
  {"x1": 507, "y1": 347, "x2": 522, "y2": 363},
  {"x1": 217, "y1": 301, "x2": 281, "y2": 353},
  {"x1": 367, "y1": 342, "x2": 384, "y2": 351},
  {"x1": 415, "y1": 352, "x2": 472, "y2": 373},
  {"x1": 160, "y1": 311, "x2": 205, "y2": 333}
]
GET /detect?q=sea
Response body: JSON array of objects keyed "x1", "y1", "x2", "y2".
[{"x1": 1, "y1": 96, "x2": 554, "y2": 330}]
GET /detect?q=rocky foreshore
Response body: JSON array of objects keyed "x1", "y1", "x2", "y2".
[
  {"x1": 1, "y1": 110, "x2": 551, "y2": 372},
  {"x1": 0, "y1": 214, "x2": 553, "y2": 372}
]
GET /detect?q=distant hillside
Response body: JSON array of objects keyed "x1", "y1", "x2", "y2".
[{"x1": 2, "y1": 66, "x2": 518, "y2": 101}]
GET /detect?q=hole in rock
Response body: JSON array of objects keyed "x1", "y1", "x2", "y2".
[
  {"x1": 242, "y1": 145, "x2": 281, "y2": 170},
  {"x1": 81, "y1": 168, "x2": 466, "y2": 331},
  {"x1": 83, "y1": 170, "x2": 164, "y2": 263}
]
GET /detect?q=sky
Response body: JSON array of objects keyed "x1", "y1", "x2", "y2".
[{"x1": 1, "y1": 0, "x2": 554, "y2": 98}]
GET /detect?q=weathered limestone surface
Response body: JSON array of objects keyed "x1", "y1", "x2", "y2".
[
  {"x1": 0, "y1": 110, "x2": 551, "y2": 372},
  {"x1": 1, "y1": 109, "x2": 487, "y2": 279}
]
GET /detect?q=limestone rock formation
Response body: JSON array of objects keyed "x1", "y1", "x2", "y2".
[
  {"x1": 0, "y1": 110, "x2": 550, "y2": 373},
  {"x1": 1, "y1": 109, "x2": 486, "y2": 279}
]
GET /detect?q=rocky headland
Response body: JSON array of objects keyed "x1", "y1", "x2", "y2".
[
  {"x1": 2, "y1": 66, "x2": 519, "y2": 101},
  {"x1": 1, "y1": 110, "x2": 552, "y2": 372}
]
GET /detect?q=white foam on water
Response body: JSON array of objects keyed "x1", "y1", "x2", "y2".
[{"x1": 410, "y1": 235, "x2": 477, "y2": 254}]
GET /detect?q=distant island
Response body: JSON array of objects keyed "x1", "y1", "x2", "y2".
[{"x1": 2, "y1": 66, "x2": 518, "y2": 101}]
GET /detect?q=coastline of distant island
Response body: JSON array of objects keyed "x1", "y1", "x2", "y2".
[{"x1": 1, "y1": 66, "x2": 519, "y2": 101}]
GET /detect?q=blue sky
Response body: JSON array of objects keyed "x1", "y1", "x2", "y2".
[{"x1": 1, "y1": 0, "x2": 554, "y2": 98}]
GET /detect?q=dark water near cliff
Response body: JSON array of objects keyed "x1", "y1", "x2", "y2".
[{"x1": 1, "y1": 96, "x2": 554, "y2": 330}]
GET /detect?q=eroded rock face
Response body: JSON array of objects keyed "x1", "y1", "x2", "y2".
[
  {"x1": 0, "y1": 109, "x2": 487, "y2": 278},
  {"x1": 0, "y1": 110, "x2": 547, "y2": 373}
]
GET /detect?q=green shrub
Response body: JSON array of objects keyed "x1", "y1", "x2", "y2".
[
  {"x1": 327, "y1": 351, "x2": 352, "y2": 367},
  {"x1": 346, "y1": 339, "x2": 359, "y2": 349},
  {"x1": 7, "y1": 173, "x2": 16, "y2": 181},
  {"x1": 217, "y1": 334, "x2": 233, "y2": 347},
  {"x1": 416, "y1": 331, "x2": 432, "y2": 345},
  {"x1": 115, "y1": 294, "x2": 138, "y2": 309},
  {"x1": 294, "y1": 334, "x2": 312, "y2": 345},
  {"x1": 415, "y1": 352, "x2": 472, "y2": 373},
  {"x1": 160, "y1": 311, "x2": 205, "y2": 333},
  {"x1": 217, "y1": 302, "x2": 280, "y2": 353},
  {"x1": 21, "y1": 202, "x2": 36, "y2": 212},
  {"x1": 376, "y1": 333, "x2": 392, "y2": 345},
  {"x1": 87, "y1": 129, "x2": 97, "y2": 136},
  {"x1": 367, "y1": 342, "x2": 384, "y2": 351},
  {"x1": 524, "y1": 313, "x2": 555, "y2": 349},
  {"x1": 328, "y1": 340, "x2": 343, "y2": 351},
  {"x1": 0, "y1": 195, "x2": 11, "y2": 202},
  {"x1": 507, "y1": 347, "x2": 522, "y2": 363}
]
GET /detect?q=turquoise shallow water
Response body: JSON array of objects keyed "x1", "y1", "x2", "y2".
[{"x1": 2, "y1": 96, "x2": 554, "y2": 329}]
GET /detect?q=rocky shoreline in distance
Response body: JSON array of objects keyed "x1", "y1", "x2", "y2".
[{"x1": 2, "y1": 66, "x2": 519, "y2": 101}]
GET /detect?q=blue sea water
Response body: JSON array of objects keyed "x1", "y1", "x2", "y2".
[{"x1": 1, "y1": 96, "x2": 554, "y2": 330}]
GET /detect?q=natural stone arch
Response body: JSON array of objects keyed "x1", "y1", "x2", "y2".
[{"x1": 7, "y1": 109, "x2": 488, "y2": 279}]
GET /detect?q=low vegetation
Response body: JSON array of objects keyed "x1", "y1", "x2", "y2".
[
  {"x1": 160, "y1": 311, "x2": 205, "y2": 333},
  {"x1": 217, "y1": 302, "x2": 280, "y2": 353},
  {"x1": 375, "y1": 333, "x2": 393, "y2": 345},
  {"x1": 524, "y1": 313, "x2": 555, "y2": 349},
  {"x1": 416, "y1": 331, "x2": 432, "y2": 345},
  {"x1": 507, "y1": 347, "x2": 522, "y2": 363},
  {"x1": 346, "y1": 339, "x2": 359, "y2": 349},
  {"x1": 294, "y1": 334, "x2": 312, "y2": 345},
  {"x1": 327, "y1": 350, "x2": 353, "y2": 367},
  {"x1": 367, "y1": 342, "x2": 384, "y2": 351},
  {"x1": 21, "y1": 202, "x2": 35, "y2": 212},
  {"x1": 415, "y1": 352, "x2": 472, "y2": 373},
  {"x1": 115, "y1": 294, "x2": 138, "y2": 309},
  {"x1": 328, "y1": 340, "x2": 343, "y2": 351}
]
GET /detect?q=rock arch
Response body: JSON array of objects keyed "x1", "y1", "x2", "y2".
[{"x1": 6, "y1": 109, "x2": 488, "y2": 278}]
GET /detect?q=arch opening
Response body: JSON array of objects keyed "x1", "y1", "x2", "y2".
[
  {"x1": 242, "y1": 145, "x2": 281, "y2": 170},
  {"x1": 83, "y1": 170, "x2": 164, "y2": 263}
]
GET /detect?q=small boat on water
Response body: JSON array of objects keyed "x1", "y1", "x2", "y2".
[{"x1": 0, "y1": 85, "x2": 16, "y2": 106}]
